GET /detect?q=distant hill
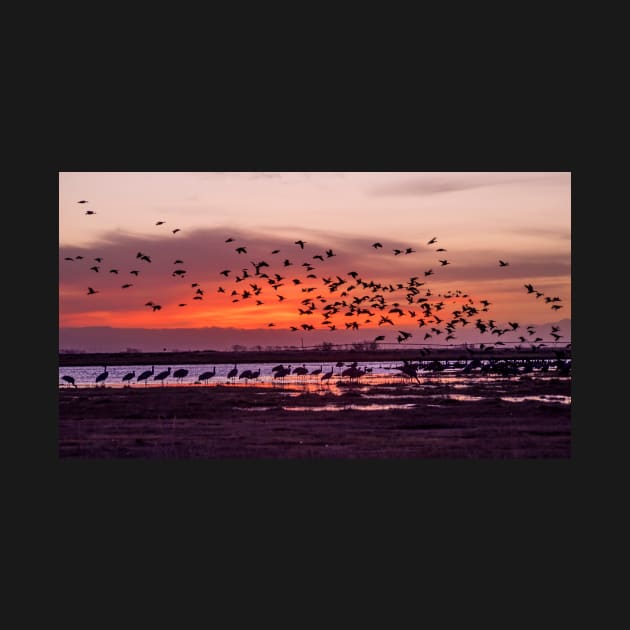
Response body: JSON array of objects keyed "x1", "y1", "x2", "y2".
[{"x1": 60, "y1": 319, "x2": 571, "y2": 353}]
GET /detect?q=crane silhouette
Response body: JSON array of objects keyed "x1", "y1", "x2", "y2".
[
  {"x1": 154, "y1": 367, "x2": 171, "y2": 386},
  {"x1": 173, "y1": 368, "x2": 189, "y2": 383},
  {"x1": 122, "y1": 370, "x2": 135, "y2": 387},
  {"x1": 321, "y1": 367, "x2": 334, "y2": 383},
  {"x1": 227, "y1": 364, "x2": 238, "y2": 382},
  {"x1": 197, "y1": 366, "x2": 216, "y2": 385},
  {"x1": 95, "y1": 365, "x2": 108, "y2": 387},
  {"x1": 136, "y1": 365, "x2": 154, "y2": 386},
  {"x1": 61, "y1": 375, "x2": 77, "y2": 388}
]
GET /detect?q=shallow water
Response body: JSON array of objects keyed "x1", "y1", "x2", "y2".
[{"x1": 59, "y1": 359, "x2": 570, "y2": 393}]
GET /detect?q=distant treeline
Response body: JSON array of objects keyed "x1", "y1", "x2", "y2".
[{"x1": 58, "y1": 344, "x2": 571, "y2": 367}]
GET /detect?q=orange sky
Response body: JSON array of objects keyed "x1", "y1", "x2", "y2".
[{"x1": 59, "y1": 172, "x2": 571, "y2": 343}]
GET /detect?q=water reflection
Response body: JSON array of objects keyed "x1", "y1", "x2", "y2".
[{"x1": 59, "y1": 360, "x2": 571, "y2": 400}]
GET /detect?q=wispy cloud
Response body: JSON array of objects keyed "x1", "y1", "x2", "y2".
[{"x1": 369, "y1": 172, "x2": 568, "y2": 197}]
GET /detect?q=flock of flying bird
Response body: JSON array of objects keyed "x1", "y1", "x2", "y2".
[{"x1": 63, "y1": 200, "x2": 567, "y2": 351}]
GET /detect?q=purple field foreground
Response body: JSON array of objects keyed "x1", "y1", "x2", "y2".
[{"x1": 58, "y1": 377, "x2": 571, "y2": 459}]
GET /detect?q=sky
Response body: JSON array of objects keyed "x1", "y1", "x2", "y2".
[{"x1": 59, "y1": 172, "x2": 571, "y2": 351}]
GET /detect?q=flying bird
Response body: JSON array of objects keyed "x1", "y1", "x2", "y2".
[
  {"x1": 174, "y1": 259, "x2": 184, "y2": 264},
  {"x1": 90, "y1": 266, "x2": 99, "y2": 272},
  {"x1": 236, "y1": 247, "x2": 247, "y2": 254},
  {"x1": 94, "y1": 257, "x2": 103, "y2": 262},
  {"x1": 85, "y1": 210, "x2": 96, "y2": 215},
  {"x1": 295, "y1": 240, "x2": 307, "y2": 249},
  {"x1": 121, "y1": 283, "x2": 133, "y2": 288},
  {"x1": 130, "y1": 270, "x2": 139, "y2": 276},
  {"x1": 77, "y1": 200, "x2": 88, "y2": 204},
  {"x1": 427, "y1": 237, "x2": 437, "y2": 245},
  {"x1": 87, "y1": 287, "x2": 99, "y2": 294},
  {"x1": 225, "y1": 238, "x2": 234, "y2": 243},
  {"x1": 156, "y1": 220, "x2": 165, "y2": 225},
  {"x1": 439, "y1": 260, "x2": 450, "y2": 266},
  {"x1": 372, "y1": 242, "x2": 383, "y2": 249},
  {"x1": 499, "y1": 260, "x2": 510, "y2": 267},
  {"x1": 172, "y1": 228, "x2": 181, "y2": 234}
]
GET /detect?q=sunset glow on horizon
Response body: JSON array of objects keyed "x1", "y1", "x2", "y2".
[{"x1": 59, "y1": 172, "x2": 571, "y2": 346}]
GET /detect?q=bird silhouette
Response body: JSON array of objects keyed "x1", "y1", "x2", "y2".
[
  {"x1": 130, "y1": 270, "x2": 139, "y2": 276},
  {"x1": 427, "y1": 237, "x2": 437, "y2": 245},
  {"x1": 154, "y1": 367, "x2": 171, "y2": 386},
  {"x1": 87, "y1": 287, "x2": 99, "y2": 295},
  {"x1": 295, "y1": 240, "x2": 307, "y2": 249},
  {"x1": 85, "y1": 210, "x2": 96, "y2": 215},
  {"x1": 174, "y1": 259, "x2": 184, "y2": 264},
  {"x1": 225, "y1": 238, "x2": 234, "y2": 243},
  {"x1": 172, "y1": 228, "x2": 181, "y2": 234},
  {"x1": 61, "y1": 375, "x2": 77, "y2": 388},
  {"x1": 94, "y1": 257, "x2": 103, "y2": 263},
  {"x1": 64, "y1": 257, "x2": 73, "y2": 261},
  {"x1": 156, "y1": 220, "x2": 165, "y2": 225},
  {"x1": 198, "y1": 366, "x2": 216, "y2": 384},
  {"x1": 77, "y1": 200, "x2": 88, "y2": 204},
  {"x1": 321, "y1": 368, "x2": 334, "y2": 383},
  {"x1": 95, "y1": 365, "x2": 109, "y2": 387},
  {"x1": 499, "y1": 260, "x2": 509, "y2": 266},
  {"x1": 121, "y1": 283, "x2": 133, "y2": 289},
  {"x1": 439, "y1": 260, "x2": 450, "y2": 266},
  {"x1": 236, "y1": 247, "x2": 247, "y2": 254},
  {"x1": 227, "y1": 364, "x2": 238, "y2": 381},
  {"x1": 372, "y1": 242, "x2": 383, "y2": 248},
  {"x1": 173, "y1": 368, "x2": 189, "y2": 383},
  {"x1": 90, "y1": 266, "x2": 99, "y2": 272},
  {"x1": 136, "y1": 366, "x2": 155, "y2": 386},
  {"x1": 122, "y1": 371, "x2": 135, "y2": 387}
]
